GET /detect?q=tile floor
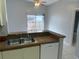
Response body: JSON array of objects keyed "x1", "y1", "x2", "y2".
[{"x1": 62, "y1": 45, "x2": 76, "y2": 59}]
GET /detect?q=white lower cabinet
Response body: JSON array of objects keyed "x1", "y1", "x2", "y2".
[
  {"x1": 41, "y1": 43, "x2": 59, "y2": 59},
  {"x1": 0, "y1": 52, "x2": 2, "y2": 59},
  {"x1": 2, "y1": 49, "x2": 23, "y2": 59},
  {"x1": 2, "y1": 46, "x2": 39, "y2": 59},
  {"x1": 23, "y1": 46, "x2": 39, "y2": 59},
  {"x1": 2, "y1": 43, "x2": 59, "y2": 59}
]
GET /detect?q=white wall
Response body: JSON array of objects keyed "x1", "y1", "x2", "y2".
[
  {"x1": 46, "y1": 0, "x2": 79, "y2": 45},
  {"x1": 6, "y1": 0, "x2": 46, "y2": 33}
]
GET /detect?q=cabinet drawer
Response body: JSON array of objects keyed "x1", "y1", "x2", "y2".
[{"x1": 41, "y1": 43, "x2": 59, "y2": 48}]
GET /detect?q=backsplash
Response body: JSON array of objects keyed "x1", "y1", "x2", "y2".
[{"x1": 0, "y1": 31, "x2": 56, "y2": 43}]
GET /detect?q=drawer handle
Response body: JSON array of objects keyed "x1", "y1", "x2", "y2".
[{"x1": 47, "y1": 45, "x2": 53, "y2": 47}]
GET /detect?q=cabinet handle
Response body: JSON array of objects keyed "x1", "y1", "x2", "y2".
[{"x1": 47, "y1": 45, "x2": 53, "y2": 47}]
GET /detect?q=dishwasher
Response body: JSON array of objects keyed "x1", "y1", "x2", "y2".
[{"x1": 41, "y1": 43, "x2": 59, "y2": 59}]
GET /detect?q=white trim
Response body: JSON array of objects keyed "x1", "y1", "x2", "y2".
[
  {"x1": 4, "y1": 0, "x2": 9, "y2": 32},
  {"x1": 0, "y1": 0, "x2": 3, "y2": 26}
]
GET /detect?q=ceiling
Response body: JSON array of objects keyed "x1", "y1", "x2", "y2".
[{"x1": 25, "y1": 0, "x2": 59, "y2": 6}]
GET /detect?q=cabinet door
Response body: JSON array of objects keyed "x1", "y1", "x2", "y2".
[
  {"x1": 23, "y1": 46, "x2": 39, "y2": 59},
  {"x1": 2, "y1": 49, "x2": 23, "y2": 59},
  {"x1": 41, "y1": 43, "x2": 59, "y2": 59},
  {"x1": 0, "y1": 52, "x2": 2, "y2": 59}
]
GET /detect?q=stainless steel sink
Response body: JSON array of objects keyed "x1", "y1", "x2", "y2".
[
  {"x1": 19, "y1": 37, "x2": 32, "y2": 44},
  {"x1": 6, "y1": 37, "x2": 34, "y2": 46},
  {"x1": 6, "y1": 34, "x2": 35, "y2": 46}
]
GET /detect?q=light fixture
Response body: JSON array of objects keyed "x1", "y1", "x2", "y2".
[{"x1": 34, "y1": 0, "x2": 42, "y2": 7}]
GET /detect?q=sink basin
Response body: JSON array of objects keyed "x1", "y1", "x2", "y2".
[
  {"x1": 19, "y1": 37, "x2": 32, "y2": 44},
  {"x1": 6, "y1": 39, "x2": 20, "y2": 46},
  {"x1": 6, "y1": 37, "x2": 34, "y2": 46}
]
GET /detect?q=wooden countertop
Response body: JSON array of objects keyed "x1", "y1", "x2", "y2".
[
  {"x1": 0, "y1": 31, "x2": 65, "y2": 51},
  {"x1": 0, "y1": 36, "x2": 59, "y2": 51}
]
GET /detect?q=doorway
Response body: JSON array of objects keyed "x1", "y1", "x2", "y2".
[{"x1": 72, "y1": 11, "x2": 79, "y2": 45}]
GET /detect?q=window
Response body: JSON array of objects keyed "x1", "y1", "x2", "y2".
[{"x1": 27, "y1": 15, "x2": 44, "y2": 33}]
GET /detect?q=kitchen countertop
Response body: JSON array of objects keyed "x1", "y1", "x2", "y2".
[{"x1": 0, "y1": 31, "x2": 65, "y2": 51}]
